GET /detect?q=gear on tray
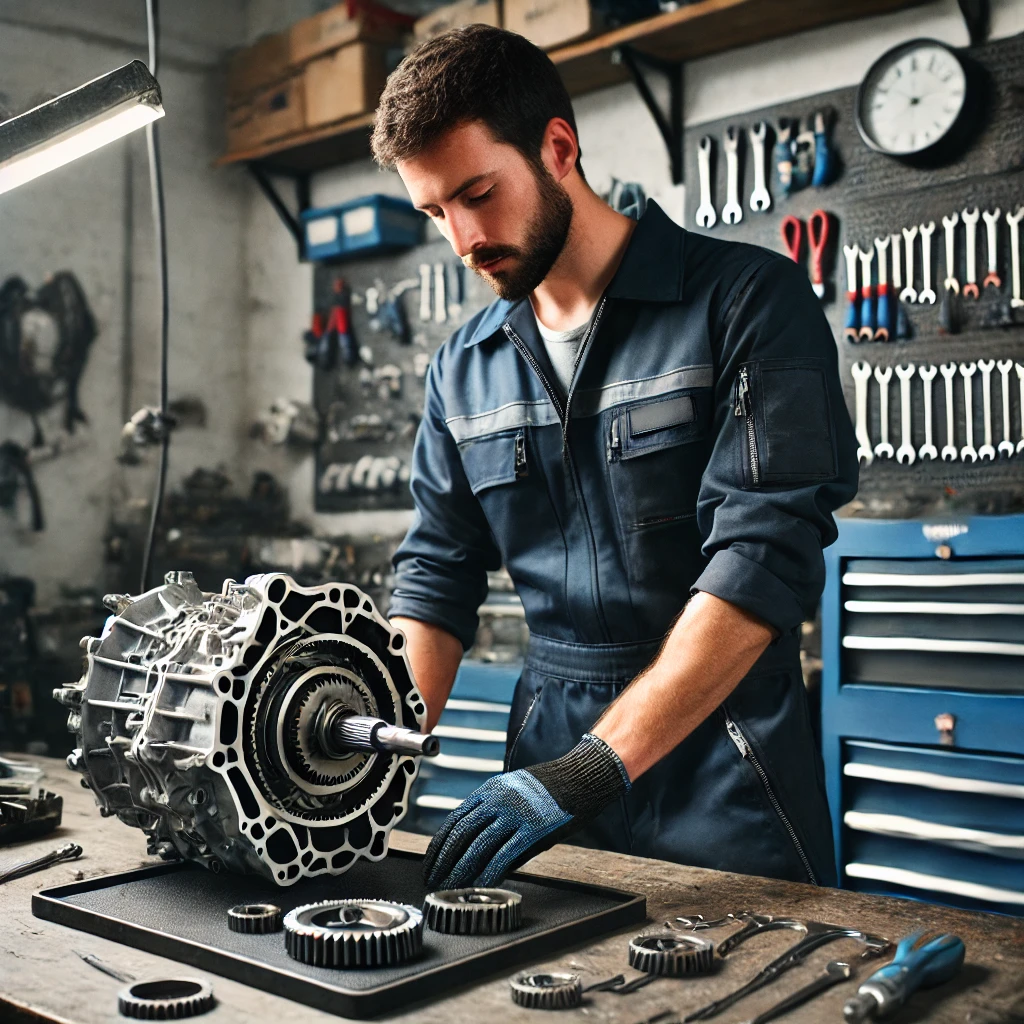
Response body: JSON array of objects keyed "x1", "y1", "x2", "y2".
[{"x1": 423, "y1": 888, "x2": 523, "y2": 934}]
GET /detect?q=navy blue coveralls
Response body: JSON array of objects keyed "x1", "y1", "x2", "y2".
[{"x1": 389, "y1": 201, "x2": 859, "y2": 885}]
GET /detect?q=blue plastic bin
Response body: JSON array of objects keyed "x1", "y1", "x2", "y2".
[{"x1": 300, "y1": 194, "x2": 423, "y2": 261}]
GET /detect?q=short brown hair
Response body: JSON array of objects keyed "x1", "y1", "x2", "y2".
[{"x1": 371, "y1": 25, "x2": 583, "y2": 174}]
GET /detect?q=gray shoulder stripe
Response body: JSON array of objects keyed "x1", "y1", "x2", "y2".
[
  {"x1": 447, "y1": 400, "x2": 559, "y2": 443},
  {"x1": 574, "y1": 365, "x2": 713, "y2": 417}
]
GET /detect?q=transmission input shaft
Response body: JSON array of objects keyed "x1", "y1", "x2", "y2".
[{"x1": 317, "y1": 703, "x2": 439, "y2": 759}]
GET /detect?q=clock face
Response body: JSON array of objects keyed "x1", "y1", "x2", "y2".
[{"x1": 858, "y1": 41, "x2": 967, "y2": 156}]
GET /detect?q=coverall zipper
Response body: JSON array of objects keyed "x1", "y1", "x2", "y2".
[
  {"x1": 723, "y1": 711, "x2": 818, "y2": 885},
  {"x1": 734, "y1": 366, "x2": 760, "y2": 486},
  {"x1": 514, "y1": 431, "x2": 529, "y2": 478}
]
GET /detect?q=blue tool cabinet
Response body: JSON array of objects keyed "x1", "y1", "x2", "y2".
[
  {"x1": 821, "y1": 514, "x2": 1024, "y2": 916},
  {"x1": 403, "y1": 660, "x2": 520, "y2": 836}
]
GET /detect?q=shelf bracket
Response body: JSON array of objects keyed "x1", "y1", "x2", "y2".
[
  {"x1": 248, "y1": 164, "x2": 311, "y2": 259},
  {"x1": 613, "y1": 46, "x2": 684, "y2": 185}
]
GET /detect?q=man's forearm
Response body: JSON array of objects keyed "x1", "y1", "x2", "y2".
[
  {"x1": 391, "y1": 616, "x2": 463, "y2": 732},
  {"x1": 590, "y1": 592, "x2": 776, "y2": 780}
]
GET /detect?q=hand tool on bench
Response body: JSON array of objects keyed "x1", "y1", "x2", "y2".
[
  {"x1": 981, "y1": 208, "x2": 1001, "y2": 290},
  {"x1": 859, "y1": 246, "x2": 875, "y2": 342},
  {"x1": 682, "y1": 917, "x2": 889, "y2": 1021},
  {"x1": 843, "y1": 244, "x2": 860, "y2": 341},
  {"x1": 722, "y1": 126, "x2": 743, "y2": 225},
  {"x1": 0, "y1": 841, "x2": 82, "y2": 885},
  {"x1": 748, "y1": 122, "x2": 771, "y2": 212},
  {"x1": 873, "y1": 236, "x2": 890, "y2": 338},
  {"x1": 808, "y1": 210, "x2": 829, "y2": 300},
  {"x1": 695, "y1": 136, "x2": 717, "y2": 228},
  {"x1": 740, "y1": 960, "x2": 853, "y2": 1024},
  {"x1": 962, "y1": 207, "x2": 980, "y2": 298},
  {"x1": 843, "y1": 931, "x2": 965, "y2": 1022}
]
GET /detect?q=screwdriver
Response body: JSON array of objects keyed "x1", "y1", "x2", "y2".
[{"x1": 843, "y1": 930, "x2": 965, "y2": 1021}]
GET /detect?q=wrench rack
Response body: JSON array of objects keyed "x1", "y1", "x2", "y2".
[{"x1": 684, "y1": 31, "x2": 1024, "y2": 518}]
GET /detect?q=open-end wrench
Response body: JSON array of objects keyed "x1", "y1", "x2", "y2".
[
  {"x1": 433, "y1": 262, "x2": 447, "y2": 323},
  {"x1": 1017, "y1": 364, "x2": 1024, "y2": 455},
  {"x1": 998, "y1": 360, "x2": 1015, "y2": 457},
  {"x1": 942, "y1": 213, "x2": 959, "y2": 293},
  {"x1": 982, "y1": 208, "x2": 1001, "y2": 289},
  {"x1": 722, "y1": 126, "x2": 742, "y2": 225},
  {"x1": 940, "y1": 363, "x2": 958, "y2": 461},
  {"x1": 918, "y1": 364, "x2": 938, "y2": 460},
  {"x1": 918, "y1": 221, "x2": 937, "y2": 304},
  {"x1": 419, "y1": 263, "x2": 432, "y2": 322},
  {"x1": 962, "y1": 207, "x2": 980, "y2": 298},
  {"x1": 895, "y1": 363, "x2": 917, "y2": 465},
  {"x1": 695, "y1": 136, "x2": 717, "y2": 228},
  {"x1": 891, "y1": 233, "x2": 903, "y2": 292},
  {"x1": 900, "y1": 226, "x2": 918, "y2": 303},
  {"x1": 977, "y1": 359, "x2": 996, "y2": 461},
  {"x1": 851, "y1": 361, "x2": 874, "y2": 465},
  {"x1": 959, "y1": 362, "x2": 978, "y2": 463},
  {"x1": 1007, "y1": 206, "x2": 1024, "y2": 308},
  {"x1": 859, "y1": 247, "x2": 875, "y2": 342},
  {"x1": 748, "y1": 122, "x2": 771, "y2": 212},
  {"x1": 874, "y1": 365, "x2": 894, "y2": 459},
  {"x1": 843, "y1": 244, "x2": 860, "y2": 342},
  {"x1": 874, "y1": 237, "x2": 890, "y2": 342}
]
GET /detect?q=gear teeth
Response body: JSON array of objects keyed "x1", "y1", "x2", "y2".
[
  {"x1": 284, "y1": 900, "x2": 423, "y2": 968},
  {"x1": 117, "y1": 978, "x2": 215, "y2": 1019},
  {"x1": 423, "y1": 888, "x2": 523, "y2": 934},
  {"x1": 227, "y1": 903, "x2": 282, "y2": 934},
  {"x1": 509, "y1": 972, "x2": 583, "y2": 1009},
  {"x1": 628, "y1": 933, "x2": 715, "y2": 976}
]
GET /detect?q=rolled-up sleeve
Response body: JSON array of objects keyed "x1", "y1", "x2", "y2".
[
  {"x1": 692, "y1": 253, "x2": 858, "y2": 634},
  {"x1": 389, "y1": 352, "x2": 502, "y2": 649}
]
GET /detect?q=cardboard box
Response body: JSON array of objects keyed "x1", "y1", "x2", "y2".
[
  {"x1": 304, "y1": 42, "x2": 390, "y2": 128},
  {"x1": 503, "y1": 0, "x2": 598, "y2": 49},
  {"x1": 413, "y1": 0, "x2": 502, "y2": 42},
  {"x1": 290, "y1": 1, "x2": 414, "y2": 66},
  {"x1": 226, "y1": 31, "x2": 291, "y2": 106},
  {"x1": 225, "y1": 75, "x2": 305, "y2": 154}
]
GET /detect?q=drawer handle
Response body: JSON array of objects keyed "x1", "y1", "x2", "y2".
[
  {"x1": 843, "y1": 572, "x2": 1024, "y2": 587},
  {"x1": 843, "y1": 635, "x2": 1024, "y2": 656},
  {"x1": 935, "y1": 713, "x2": 956, "y2": 747},
  {"x1": 844, "y1": 811, "x2": 1024, "y2": 856},
  {"x1": 844, "y1": 762, "x2": 1024, "y2": 799},
  {"x1": 846, "y1": 863, "x2": 1024, "y2": 905},
  {"x1": 844, "y1": 600, "x2": 1024, "y2": 615}
]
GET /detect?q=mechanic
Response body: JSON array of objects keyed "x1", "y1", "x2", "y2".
[{"x1": 371, "y1": 25, "x2": 858, "y2": 892}]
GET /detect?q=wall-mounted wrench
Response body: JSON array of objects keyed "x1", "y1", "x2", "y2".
[
  {"x1": 748, "y1": 122, "x2": 771, "y2": 212},
  {"x1": 1007, "y1": 206, "x2": 1024, "y2": 308},
  {"x1": 851, "y1": 361, "x2": 874, "y2": 465},
  {"x1": 859, "y1": 247, "x2": 876, "y2": 342},
  {"x1": 941, "y1": 212, "x2": 959, "y2": 293},
  {"x1": 939, "y1": 363, "x2": 958, "y2": 461},
  {"x1": 843, "y1": 244, "x2": 860, "y2": 342},
  {"x1": 419, "y1": 263, "x2": 432, "y2": 322},
  {"x1": 982, "y1": 208, "x2": 1001, "y2": 289},
  {"x1": 900, "y1": 226, "x2": 918, "y2": 303},
  {"x1": 722, "y1": 126, "x2": 743, "y2": 225},
  {"x1": 895, "y1": 363, "x2": 917, "y2": 465},
  {"x1": 874, "y1": 237, "x2": 891, "y2": 341},
  {"x1": 918, "y1": 221, "x2": 937, "y2": 304},
  {"x1": 1017, "y1": 363, "x2": 1024, "y2": 455},
  {"x1": 997, "y1": 360, "x2": 1014, "y2": 457},
  {"x1": 890, "y1": 231, "x2": 910, "y2": 340},
  {"x1": 962, "y1": 207, "x2": 980, "y2": 298},
  {"x1": 695, "y1": 136, "x2": 717, "y2": 228},
  {"x1": 959, "y1": 362, "x2": 978, "y2": 462},
  {"x1": 874, "y1": 365, "x2": 894, "y2": 459},
  {"x1": 918, "y1": 364, "x2": 938, "y2": 460},
  {"x1": 977, "y1": 359, "x2": 996, "y2": 461}
]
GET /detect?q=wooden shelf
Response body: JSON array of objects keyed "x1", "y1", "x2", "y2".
[{"x1": 218, "y1": 0, "x2": 927, "y2": 174}]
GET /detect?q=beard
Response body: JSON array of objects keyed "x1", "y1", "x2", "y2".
[{"x1": 462, "y1": 162, "x2": 573, "y2": 301}]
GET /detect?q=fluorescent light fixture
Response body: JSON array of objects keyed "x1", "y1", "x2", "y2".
[{"x1": 0, "y1": 60, "x2": 163, "y2": 196}]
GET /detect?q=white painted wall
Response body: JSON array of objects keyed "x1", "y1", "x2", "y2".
[{"x1": 0, "y1": 2, "x2": 249, "y2": 602}]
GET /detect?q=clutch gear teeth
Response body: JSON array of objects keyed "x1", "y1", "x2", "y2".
[
  {"x1": 629, "y1": 932, "x2": 716, "y2": 976},
  {"x1": 284, "y1": 899, "x2": 423, "y2": 968},
  {"x1": 509, "y1": 972, "x2": 583, "y2": 1010},
  {"x1": 227, "y1": 902, "x2": 282, "y2": 933},
  {"x1": 117, "y1": 978, "x2": 215, "y2": 1019},
  {"x1": 423, "y1": 888, "x2": 523, "y2": 934}
]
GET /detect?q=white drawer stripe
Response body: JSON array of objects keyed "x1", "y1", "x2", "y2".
[
  {"x1": 844, "y1": 811, "x2": 1024, "y2": 856},
  {"x1": 415, "y1": 794, "x2": 463, "y2": 811},
  {"x1": 844, "y1": 762, "x2": 1024, "y2": 799},
  {"x1": 843, "y1": 635, "x2": 1024, "y2": 656},
  {"x1": 843, "y1": 572, "x2": 1024, "y2": 588},
  {"x1": 432, "y1": 753, "x2": 504, "y2": 773},
  {"x1": 845, "y1": 862, "x2": 1024, "y2": 904},
  {"x1": 844, "y1": 600, "x2": 1024, "y2": 615},
  {"x1": 433, "y1": 724, "x2": 508, "y2": 743},
  {"x1": 446, "y1": 699, "x2": 513, "y2": 714}
]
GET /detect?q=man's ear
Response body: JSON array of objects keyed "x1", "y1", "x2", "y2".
[{"x1": 541, "y1": 117, "x2": 579, "y2": 182}]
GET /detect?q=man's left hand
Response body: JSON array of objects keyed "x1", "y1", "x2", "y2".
[{"x1": 423, "y1": 733, "x2": 630, "y2": 889}]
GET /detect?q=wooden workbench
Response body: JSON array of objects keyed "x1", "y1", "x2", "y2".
[{"x1": 2, "y1": 757, "x2": 1022, "y2": 1023}]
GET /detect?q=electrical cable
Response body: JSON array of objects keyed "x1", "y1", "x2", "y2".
[{"x1": 139, "y1": 0, "x2": 169, "y2": 593}]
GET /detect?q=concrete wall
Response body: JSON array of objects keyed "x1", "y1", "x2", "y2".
[{"x1": 0, "y1": 1, "x2": 249, "y2": 602}]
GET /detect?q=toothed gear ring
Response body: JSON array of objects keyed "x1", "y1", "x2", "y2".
[
  {"x1": 423, "y1": 888, "x2": 523, "y2": 934},
  {"x1": 509, "y1": 972, "x2": 583, "y2": 1010},
  {"x1": 117, "y1": 978, "x2": 215, "y2": 1019},
  {"x1": 284, "y1": 899, "x2": 423, "y2": 968},
  {"x1": 227, "y1": 903, "x2": 282, "y2": 933},
  {"x1": 628, "y1": 932, "x2": 715, "y2": 976}
]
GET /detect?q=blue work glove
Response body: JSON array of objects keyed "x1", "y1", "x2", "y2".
[{"x1": 423, "y1": 733, "x2": 630, "y2": 890}]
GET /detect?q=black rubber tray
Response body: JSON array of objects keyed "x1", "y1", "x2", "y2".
[{"x1": 32, "y1": 849, "x2": 645, "y2": 1018}]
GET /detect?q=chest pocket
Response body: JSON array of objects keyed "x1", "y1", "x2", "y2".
[
  {"x1": 611, "y1": 392, "x2": 702, "y2": 460},
  {"x1": 459, "y1": 430, "x2": 524, "y2": 495}
]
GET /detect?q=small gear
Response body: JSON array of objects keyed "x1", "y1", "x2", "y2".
[
  {"x1": 509, "y1": 972, "x2": 583, "y2": 1010},
  {"x1": 284, "y1": 899, "x2": 423, "y2": 968},
  {"x1": 423, "y1": 888, "x2": 523, "y2": 934},
  {"x1": 117, "y1": 978, "x2": 215, "y2": 1019},
  {"x1": 628, "y1": 932, "x2": 715, "y2": 976},
  {"x1": 227, "y1": 903, "x2": 282, "y2": 933}
]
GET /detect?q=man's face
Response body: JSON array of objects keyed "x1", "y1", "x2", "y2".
[{"x1": 397, "y1": 120, "x2": 573, "y2": 301}]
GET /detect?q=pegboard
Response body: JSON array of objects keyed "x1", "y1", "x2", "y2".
[
  {"x1": 311, "y1": 234, "x2": 493, "y2": 513},
  {"x1": 683, "y1": 31, "x2": 1024, "y2": 519}
]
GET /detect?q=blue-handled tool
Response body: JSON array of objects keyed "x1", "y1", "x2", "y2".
[{"x1": 843, "y1": 931, "x2": 965, "y2": 1022}]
